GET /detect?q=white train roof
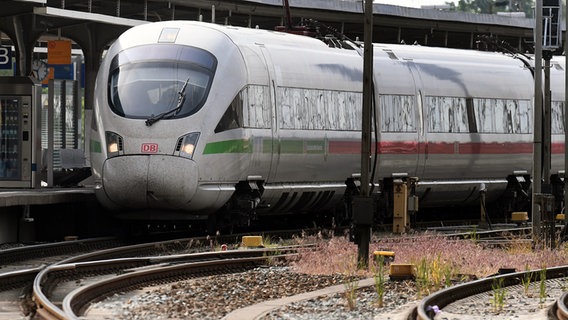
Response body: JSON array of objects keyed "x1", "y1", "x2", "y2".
[{"x1": 113, "y1": 20, "x2": 542, "y2": 101}]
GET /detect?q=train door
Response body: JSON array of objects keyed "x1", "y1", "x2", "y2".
[
  {"x1": 257, "y1": 44, "x2": 279, "y2": 182},
  {"x1": 405, "y1": 61, "x2": 426, "y2": 178}
]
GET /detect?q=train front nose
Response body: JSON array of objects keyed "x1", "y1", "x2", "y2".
[{"x1": 100, "y1": 155, "x2": 198, "y2": 209}]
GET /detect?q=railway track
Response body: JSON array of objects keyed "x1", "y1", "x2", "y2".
[
  {"x1": 554, "y1": 291, "x2": 568, "y2": 320},
  {"x1": 415, "y1": 265, "x2": 568, "y2": 320},
  {"x1": 0, "y1": 230, "x2": 317, "y2": 319},
  {"x1": 36, "y1": 247, "x2": 301, "y2": 319},
  {"x1": 1, "y1": 225, "x2": 564, "y2": 319}
]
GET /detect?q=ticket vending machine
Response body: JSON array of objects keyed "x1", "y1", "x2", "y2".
[{"x1": 0, "y1": 77, "x2": 41, "y2": 188}]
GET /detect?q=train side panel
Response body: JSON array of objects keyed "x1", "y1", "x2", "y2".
[{"x1": 378, "y1": 46, "x2": 535, "y2": 206}]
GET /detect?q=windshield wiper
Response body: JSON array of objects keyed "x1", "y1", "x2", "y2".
[{"x1": 145, "y1": 77, "x2": 190, "y2": 126}]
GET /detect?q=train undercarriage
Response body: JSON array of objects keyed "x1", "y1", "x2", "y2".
[
  {"x1": 109, "y1": 170, "x2": 566, "y2": 239},
  {"x1": 208, "y1": 169, "x2": 568, "y2": 236}
]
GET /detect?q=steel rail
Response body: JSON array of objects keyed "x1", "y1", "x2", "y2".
[
  {"x1": 554, "y1": 292, "x2": 568, "y2": 320},
  {"x1": 62, "y1": 256, "x2": 276, "y2": 319},
  {"x1": 416, "y1": 265, "x2": 568, "y2": 320},
  {"x1": 0, "y1": 237, "x2": 120, "y2": 267},
  {"x1": 32, "y1": 247, "x2": 302, "y2": 319}
]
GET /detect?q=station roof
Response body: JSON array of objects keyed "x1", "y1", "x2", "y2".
[{"x1": 2, "y1": 0, "x2": 541, "y2": 52}]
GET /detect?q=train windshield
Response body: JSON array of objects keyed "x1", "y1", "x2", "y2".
[{"x1": 107, "y1": 44, "x2": 217, "y2": 119}]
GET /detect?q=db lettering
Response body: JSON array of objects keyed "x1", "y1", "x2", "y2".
[{"x1": 141, "y1": 143, "x2": 158, "y2": 153}]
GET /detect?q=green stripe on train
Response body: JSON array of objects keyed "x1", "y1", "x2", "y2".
[
  {"x1": 203, "y1": 139, "x2": 252, "y2": 154},
  {"x1": 204, "y1": 139, "x2": 326, "y2": 154},
  {"x1": 280, "y1": 140, "x2": 304, "y2": 153}
]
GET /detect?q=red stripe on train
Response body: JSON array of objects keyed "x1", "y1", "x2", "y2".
[{"x1": 327, "y1": 141, "x2": 565, "y2": 155}]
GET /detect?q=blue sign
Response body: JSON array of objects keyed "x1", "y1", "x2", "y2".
[
  {"x1": 51, "y1": 63, "x2": 73, "y2": 80},
  {"x1": 0, "y1": 46, "x2": 12, "y2": 70}
]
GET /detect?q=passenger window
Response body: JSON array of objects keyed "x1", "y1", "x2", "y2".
[
  {"x1": 552, "y1": 101, "x2": 565, "y2": 134},
  {"x1": 427, "y1": 96, "x2": 468, "y2": 133},
  {"x1": 474, "y1": 98, "x2": 532, "y2": 134},
  {"x1": 380, "y1": 95, "x2": 416, "y2": 132}
]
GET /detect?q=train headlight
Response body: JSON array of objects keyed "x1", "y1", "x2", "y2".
[
  {"x1": 105, "y1": 131, "x2": 124, "y2": 158},
  {"x1": 176, "y1": 132, "x2": 200, "y2": 159}
]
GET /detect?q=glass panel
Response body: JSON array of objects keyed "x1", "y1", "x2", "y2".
[
  {"x1": 426, "y1": 96, "x2": 468, "y2": 133},
  {"x1": 474, "y1": 98, "x2": 532, "y2": 133},
  {"x1": 552, "y1": 101, "x2": 564, "y2": 134},
  {"x1": 474, "y1": 98, "x2": 493, "y2": 133},
  {"x1": 246, "y1": 85, "x2": 270, "y2": 129},
  {"x1": 380, "y1": 95, "x2": 416, "y2": 132},
  {"x1": 0, "y1": 97, "x2": 20, "y2": 179},
  {"x1": 278, "y1": 87, "x2": 362, "y2": 131},
  {"x1": 108, "y1": 44, "x2": 216, "y2": 119},
  {"x1": 517, "y1": 100, "x2": 532, "y2": 134}
]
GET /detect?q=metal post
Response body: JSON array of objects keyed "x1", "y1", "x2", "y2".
[
  {"x1": 543, "y1": 54, "x2": 552, "y2": 191},
  {"x1": 355, "y1": 0, "x2": 374, "y2": 269},
  {"x1": 47, "y1": 79, "x2": 54, "y2": 187},
  {"x1": 533, "y1": 0, "x2": 543, "y2": 241},
  {"x1": 479, "y1": 183, "x2": 487, "y2": 227},
  {"x1": 361, "y1": 3, "x2": 372, "y2": 197}
]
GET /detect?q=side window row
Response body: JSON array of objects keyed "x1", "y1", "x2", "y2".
[
  {"x1": 383, "y1": 95, "x2": 564, "y2": 134},
  {"x1": 215, "y1": 85, "x2": 565, "y2": 134}
]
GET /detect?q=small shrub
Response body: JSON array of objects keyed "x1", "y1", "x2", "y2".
[
  {"x1": 521, "y1": 264, "x2": 533, "y2": 297},
  {"x1": 341, "y1": 256, "x2": 360, "y2": 310},
  {"x1": 372, "y1": 255, "x2": 386, "y2": 307},
  {"x1": 343, "y1": 275, "x2": 358, "y2": 310},
  {"x1": 414, "y1": 257, "x2": 430, "y2": 298},
  {"x1": 539, "y1": 267, "x2": 547, "y2": 306},
  {"x1": 444, "y1": 263, "x2": 455, "y2": 287},
  {"x1": 491, "y1": 277, "x2": 507, "y2": 313},
  {"x1": 467, "y1": 227, "x2": 480, "y2": 243}
]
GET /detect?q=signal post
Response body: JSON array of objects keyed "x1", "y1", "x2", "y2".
[{"x1": 352, "y1": 0, "x2": 374, "y2": 269}]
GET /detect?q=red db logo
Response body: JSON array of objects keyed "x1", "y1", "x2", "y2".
[{"x1": 141, "y1": 143, "x2": 158, "y2": 153}]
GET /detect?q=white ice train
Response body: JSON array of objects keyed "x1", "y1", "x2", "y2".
[{"x1": 90, "y1": 20, "x2": 566, "y2": 229}]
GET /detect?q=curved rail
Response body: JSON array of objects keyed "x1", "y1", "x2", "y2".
[
  {"x1": 62, "y1": 256, "x2": 272, "y2": 319},
  {"x1": 554, "y1": 292, "x2": 568, "y2": 320},
  {"x1": 416, "y1": 265, "x2": 568, "y2": 320},
  {"x1": 0, "y1": 237, "x2": 122, "y2": 270},
  {"x1": 32, "y1": 246, "x2": 302, "y2": 320}
]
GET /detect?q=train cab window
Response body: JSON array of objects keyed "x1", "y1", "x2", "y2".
[
  {"x1": 215, "y1": 85, "x2": 271, "y2": 133},
  {"x1": 379, "y1": 95, "x2": 416, "y2": 132},
  {"x1": 215, "y1": 92, "x2": 244, "y2": 133},
  {"x1": 107, "y1": 44, "x2": 216, "y2": 119}
]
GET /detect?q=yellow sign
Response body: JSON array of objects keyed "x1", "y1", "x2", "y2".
[{"x1": 47, "y1": 40, "x2": 71, "y2": 64}]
